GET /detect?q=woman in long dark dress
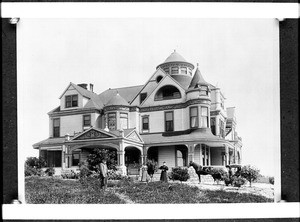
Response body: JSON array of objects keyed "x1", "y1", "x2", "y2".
[{"x1": 159, "y1": 162, "x2": 168, "y2": 182}]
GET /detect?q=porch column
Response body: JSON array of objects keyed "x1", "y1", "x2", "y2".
[
  {"x1": 117, "y1": 141, "x2": 127, "y2": 175},
  {"x1": 143, "y1": 146, "x2": 149, "y2": 163},
  {"x1": 188, "y1": 144, "x2": 195, "y2": 163},
  {"x1": 62, "y1": 145, "x2": 66, "y2": 169},
  {"x1": 208, "y1": 146, "x2": 211, "y2": 165},
  {"x1": 199, "y1": 144, "x2": 203, "y2": 165},
  {"x1": 224, "y1": 144, "x2": 229, "y2": 165}
]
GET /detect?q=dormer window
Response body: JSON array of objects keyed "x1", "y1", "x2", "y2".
[
  {"x1": 140, "y1": 93, "x2": 147, "y2": 104},
  {"x1": 65, "y1": 95, "x2": 78, "y2": 108}
]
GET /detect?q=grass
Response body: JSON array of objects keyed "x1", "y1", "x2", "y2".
[{"x1": 25, "y1": 176, "x2": 273, "y2": 204}]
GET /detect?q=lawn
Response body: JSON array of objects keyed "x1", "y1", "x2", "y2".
[{"x1": 25, "y1": 176, "x2": 273, "y2": 204}]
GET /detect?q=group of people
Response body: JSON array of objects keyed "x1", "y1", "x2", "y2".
[{"x1": 97, "y1": 159, "x2": 169, "y2": 190}]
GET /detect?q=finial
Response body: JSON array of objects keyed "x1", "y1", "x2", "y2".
[
  {"x1": 197, "y1": 63, "x2": 199, "y2": 68},
  {"x1": 174, "y1": 49, "x2": 176, "y2": 52}
]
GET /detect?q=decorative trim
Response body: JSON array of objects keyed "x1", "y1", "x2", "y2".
[
  {"x1": 139, "y1": 98, "x2": 210, "y2": 112},
  {"x1": 104, "y1": 106, "x2": 130, "y2": 111},
  {"x1": 73, "y1": 129, "x2": 112, "y2": 140},
  {"x1": 49, "y1": 108, "x2": 101, "y2": 117}
]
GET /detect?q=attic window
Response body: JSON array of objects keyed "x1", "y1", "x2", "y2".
[
  {"x1": 140, "y1": 93, "x2": 147, "y2": 104},
  {"x1": 181, "y1": 67, "x2": 187, "y2": 74},
  {"x1": 155, "y1": 85, "x2": 181, "y2": 101},
  {"x1": 65, "y1": 95, "x2": 78, "y2": 108},
  {"x1": 171, "y1": 67, "x2": 179, "y2": 74},
  {"x1": 156, "y1": 76, "x2": 163, "y2": 83}
]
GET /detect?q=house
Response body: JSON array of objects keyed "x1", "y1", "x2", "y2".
[{"x1": 33, "y1": 50, "x2": 243, "y2": 175}]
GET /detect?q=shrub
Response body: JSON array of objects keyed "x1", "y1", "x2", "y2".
[
  {"x1": 269, "y1": 177, "x2": 274, "y2": 185},
  {"x1": 107, "y1": 170, "x2": 124, "y2": 180},
  {"x1": 169, "y1": 167, "x2": 190, "y2": 182},
  {"x1": 25, "y1": 156, "x2": 47, "y2": 177},
  {"x1": 87, "y1": 148, "x2": 117, "y2": 172},
  {"x1": 146, "y1": 159, "x2": 158, "y2": 176},
  {"x1": 241, "y1": 165, "x2": 260, "y2": 187},
  {"x1": 232, "y1": 176, "x2": 246, "y2": 187},
  {"x1": 45, "y1": 167, "x2": 55, "y2": 176},
  {"x1": 61, "y1": 170, "x2": 79, "y2": 179},
  {"x1": 78, "y1": 162, "x2": 92, "y2": 178}
]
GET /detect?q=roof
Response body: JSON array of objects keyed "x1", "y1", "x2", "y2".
[
  {"x1": 156, "y1": 50, "x2": 195, "y2": 69},
  {"x1": 99, "y1": 85, "x2": 143, "y2": 105},
  {"x1": 188, "y1": 67, "x2": 210, "y2": 89},
  {"x1": 171, "y1": 75, "x2": 193, "y2": 90},
  {"x1": 141, "y1": 128, "x2": 225, "y2": 145},
  {"x1": 32, "y1": 137, "x2": 68, "y2": 148},
  {"x1": 164, "y1": 50, "x2": 187, "y2": 63},
  {"x1": 105, "y1": 93, "x2": 129, "y2": 106}
]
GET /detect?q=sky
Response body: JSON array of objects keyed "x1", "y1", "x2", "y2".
[{"x1": 17, "y1": 18, "x2": 280, "y2": 177}]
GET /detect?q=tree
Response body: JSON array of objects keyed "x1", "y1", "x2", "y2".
[
  {"x1": 241, "y1": 165, "x2": 260, "y2": 187},
  {"x1": 87, "y1": 148, "x2": 117, "y2": 171},
  {"x1": 25, "y1": 156, "x2": 47, "y2": 168}
]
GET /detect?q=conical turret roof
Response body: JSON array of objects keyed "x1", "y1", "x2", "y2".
[
  {"x1": 189, "y1": 65, "x2": 210, "y2": 89},
  {"x1": 105, "y1": 92, "x2": 129, "y2": 106},
  {"x1": 164, "y1": 50, "x2": 187, "y2": 63}
]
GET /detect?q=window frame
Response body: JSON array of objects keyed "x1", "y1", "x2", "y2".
[
  {"x1": 53, "y1": 118, "x2": 60, "y2": 138},
  {"x1": 142, "y1": 116, "x2": 149, "y2": 132},
  {"x1": 83, "y1": 114, "x2": 91, "y2": 127},
  {"x1": 108, "y1": 112, "x2": 117, "y2": 130},
  {"x1": 200, "y1": 106, "x2": 209, "y2": 128},
  {"x1": 65, "y1": 94, "x2": 78, "y2": 108},
  {"x1": 120, "y1": 112, "x2": 128, "y2": 130},
  {"x1": 189, "y1": 106, "x2": 199, "y2": 128},
  {"x1": 164, "y1": 111, "x2": 174, "y2": 132}
]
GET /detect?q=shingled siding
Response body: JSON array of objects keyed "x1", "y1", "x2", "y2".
[
  {"x1": 80, "y1": 150, "x2": 90, "y2": 163},
  {"x1": 158, "y1": 146, "x2": 176, "y2": 168}
]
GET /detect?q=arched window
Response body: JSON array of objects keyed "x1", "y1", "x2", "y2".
[{"x1": 155, "y1": 85, "x2": 181, "y2": 101}]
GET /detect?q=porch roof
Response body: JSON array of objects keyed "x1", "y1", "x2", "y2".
[
  {"x1": 141, "y1": 128, "x2": 232, "y2": 147},
  {"x1": 32, "y1": 137, "x2": 68, "y2": 149}
]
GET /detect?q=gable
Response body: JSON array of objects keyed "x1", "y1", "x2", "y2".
[
  {"x1": 126, "y1": 130, "x2": 143, "y2": 143},
  {"x1": 72, "y1": 129, "x2": 115, "y2": 140},
  {"x1": 131, "y1": 68, "x2": 167, "y2": 106},
  {"x1": 141, "y1": 75, "x2": 186, "y2": 107}
]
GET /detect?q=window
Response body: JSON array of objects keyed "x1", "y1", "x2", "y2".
[
  {"x1": 53, "y1": 118, "x2": 60, "y2": 137},
  {"x1": 200, "y1": 86, "x2": 209, "y2": 95},
  {"x1": 165, "y1": 111, "x2": 174, "y2": 132},
  {"x1": 45, "y1": 151, "x2": 61, "y2": 167},
  {"x1": 210, "y1": 117, "x2": 216, "y2": 135},
  {"x1": 190, "y1": 107, "x2": 198, "y2": 128},
  {"x1": 188, "y1": 68, "x2": 193, "y2": 76},
  {"x1": 163, "y1": 68, "x2": 169, "y2": 74},
  {"x1": 65, "y1": 95, "x2": 78, "y2": 108},
  {"x1": 219, "y1": 119, "x2": 225, "y2": 138},
  {"x1": 181, "y1": 67, "x2": 187, "y2": 74},
  {"x1": 142, "y1": 116, "x2": 149, "y2": 131},
  {"x1": 140, "y1": 93, "x2": 147, "y2": 104},
  {"x1": 200, "y1": 107, "x2": 208, "y2": 128},
  {"x1": 72, "y1": 153, "x2": 80, "y2": 166},
  {"x1": 171, "y1": 66, "x2": 179, "y2": 74},
  {"x1": 83, "y1": 115, "x2": 91, "y2": 127},
  {"x1": 108, "y1": 113, "x2": 116, "y2": 130},
  {"x1": 154, "y1": 85, "x2": 181, "y2": 101},
  {"x1": 120, "y1": 113, "x2": 128, "y2": 129},
  {"x1": 156, "y1": 75, "x2": 163, "y2": 83}
]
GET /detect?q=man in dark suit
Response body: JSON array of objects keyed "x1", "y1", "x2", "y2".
[{"x1": 99, "y1": 159, "x2": 108, "y2": 190}]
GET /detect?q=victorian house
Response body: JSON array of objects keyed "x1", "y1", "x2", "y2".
[{"x1": 33, "y1": 51, "x2": 243, "y2": 175}]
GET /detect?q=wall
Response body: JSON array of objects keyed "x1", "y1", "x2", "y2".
[{"x1": 158, "y1": 146, "x2": 176, "y2": 168}]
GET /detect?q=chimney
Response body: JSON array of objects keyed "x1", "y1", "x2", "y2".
[
  {"x1": 89, "y1": 83, "x2": 94, "y2": 92},
  {"x1": 77, "y1": 83, "x2": 88, "y2": 89}
]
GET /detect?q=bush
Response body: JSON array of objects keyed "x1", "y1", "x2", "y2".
[
  {"x1": 107, "y1": 170, "x2": 124, "y2": 180},
  {"x1": 146, "y1": 159, "x2": 158, "y2": 176},
  {"x1": 169, "y1": 167, "x2": 190, "y2": 182},
  {"x1": 45, "y1": 167, "x2": 55, "y2": 176},
  {"x1": 61, "y1": 170, "x2": 79, "y2": 179},
  {"x1": 232, "y1": 176, "x2": 246, "y2": 187},
  {"x1": 25, "y1": 165, "x2": 44, "y2": 177},
  {"x1": 78, "y1": 162, "x2": 92, "y2": 178},
  {"x1": 269, "y1": 177, "x2": 274, "y2": 185},
  {"x1": 25, "y1": 156, "x2": 47, "y2": 177},
  {"x1": 241, "y1": 165, "x2": 260, "y2": 187}
]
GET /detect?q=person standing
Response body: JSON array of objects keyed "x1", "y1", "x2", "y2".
[
  {"x1": 140, "y1": 164, "x2": 148, "y2": 182},
  {"x1": 99, "y1": 159, "x2": 108, "y2": 190},
  {"x1": 159, "y1": 162, "x2": 168, "y2": 182}
]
